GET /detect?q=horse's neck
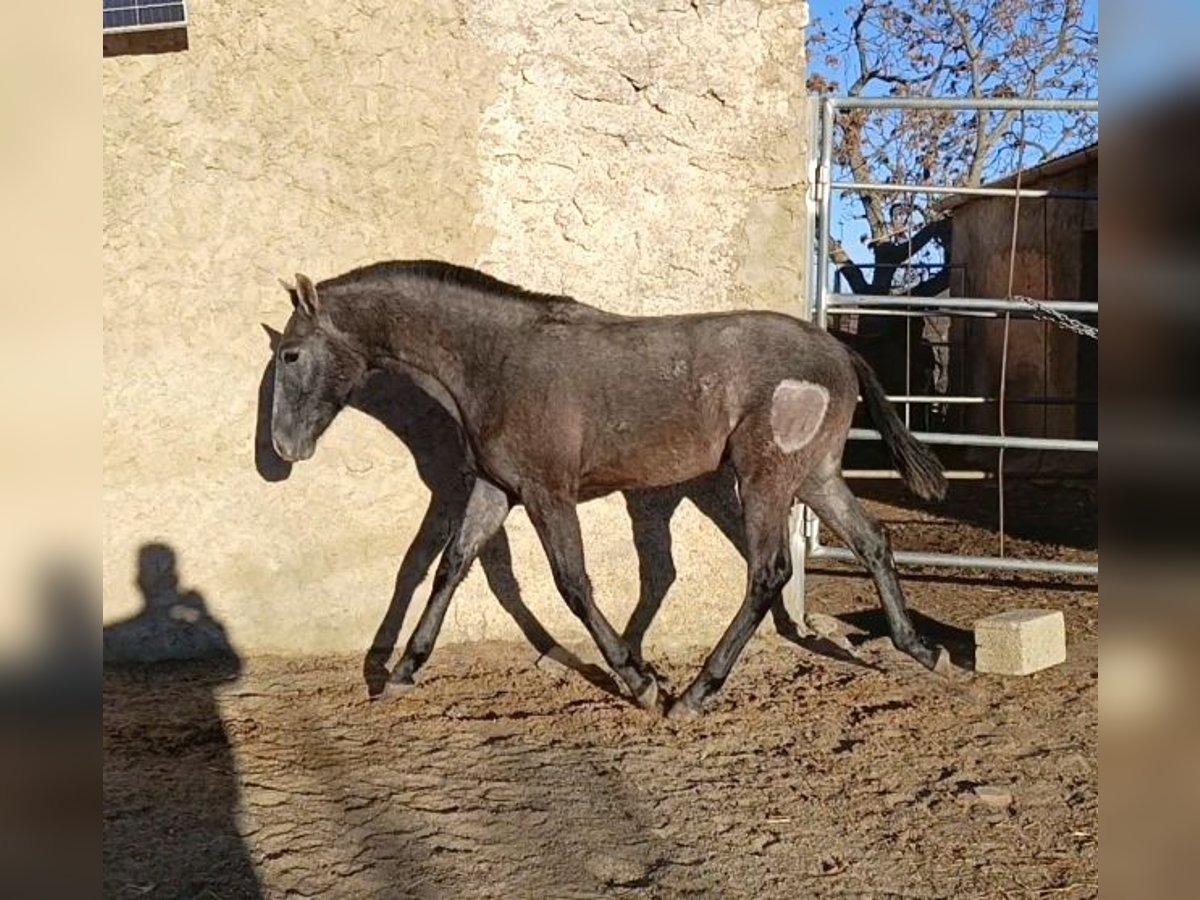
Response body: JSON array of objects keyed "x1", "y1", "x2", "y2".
[{"x1": 351, "y1": 285, "x2": 523, "y2": 420}]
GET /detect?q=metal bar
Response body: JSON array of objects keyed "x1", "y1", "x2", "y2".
[
  {"x1": 878, "y1": 396, "x2": 988, "y2": 408},
  {"x1": 805, "y1": 101, "x2": 835, "y2": 578},
  {"x1": 850, "y1": 262, "x2": 967, "y2": 270},
  {"x1": 831, "y1": 181, "x2": 1097, "y2": 201},
  {"x1": 849, "y1": 427, "x2": 1097, "y2": 452},
  {"x1": 808, "y1": 545, "x2": 1098, "y2": 576},
  {"x1": 816, "y1": 97, "x2": 835, "y2": 330},
  {"x1": 804, "y1": 505, "x2": 821, "y2": 572},
  {"x1": 844, "y1": 468, "x2": 1097, "y2": 482},
  {"x1": 782, "y1": 505, "x2": 807, "y2": 625},
  {"x1": 904, "y1": 291, "x2": 913, "y2": 427},
  {"x1": 843, "y1": 469, "x2": 992, "y2": 480},
  {"x1": 825, "y1": 306, "x2": 1003, "y2": 319},
  {"x1": 883, "y1": 394, "x2": 987, "y2": 404},
  {"x1": 831, "y1": 294, "x2": 1098, "y2": 313},
  {"x1": 879, "y1": 394, "x2": 1097, "y2": 406},
  {"x1": 103, "y1": 21, "x2": 187, "y2": 34},
  {"x1": 829, "y1": 97, "x2": 1098, "y2": 112}
]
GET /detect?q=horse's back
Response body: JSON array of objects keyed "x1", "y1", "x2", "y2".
[{"x1": 486, "y1": 310, "x2": 851, "y2": 492}]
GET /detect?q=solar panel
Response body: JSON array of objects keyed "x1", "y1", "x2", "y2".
[{"x1": 102, "y1": 0, "x2": 187, "y2": 33}]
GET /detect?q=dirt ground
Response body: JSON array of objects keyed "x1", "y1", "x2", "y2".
[{"x1": 104, "y1": 488, "x2": 1098, "y2": 899}]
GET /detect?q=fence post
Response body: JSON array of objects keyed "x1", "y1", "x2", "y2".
[{"x1": 781, "y1": 503, "x2": 808, "y2": 632}]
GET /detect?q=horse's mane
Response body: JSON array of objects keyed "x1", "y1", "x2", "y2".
[{"x1": 318, "y1": 259, "x2": 576, "y2": 306}]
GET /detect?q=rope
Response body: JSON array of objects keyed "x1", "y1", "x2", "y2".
[{"x1": 998, "y1": 114, "x2": 1028, "y2": 559}]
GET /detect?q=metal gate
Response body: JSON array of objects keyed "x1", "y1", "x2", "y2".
[{"x1": 787, "y1": 96, "x2": 1099, "y2": 615}]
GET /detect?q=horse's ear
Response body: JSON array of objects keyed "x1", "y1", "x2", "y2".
[
  {"x1": 261, "y1": 323, "x2": 283, "y2": 352},
  {"x1": 293, "y1": 272, "x2": 319, "y2": 318},
  {"x1": 278, "y1": 277, "x2": 301, "y2": 316}
]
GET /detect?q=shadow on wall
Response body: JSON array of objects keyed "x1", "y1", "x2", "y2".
[
  {"x1": 103, "y1": 27, "x2": 188, "y2": 58},
  {"x1": 255, "y1": 327, "x2": 808, "y2": 697},
  {"x1": 103, "y1": 544, "x2": 263, "y2": 899}
]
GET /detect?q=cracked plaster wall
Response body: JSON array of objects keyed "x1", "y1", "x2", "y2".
[{"x1": 103, "y1": 0, "x2": 811, "y2": 658}]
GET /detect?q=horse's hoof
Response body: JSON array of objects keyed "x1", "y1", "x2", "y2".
[
  {"x1": 666, "y1": 698, "x2": 702, "y2": 721},
  {"x1": 371, "y1": 683, "x2": 409, "y2": 702},
  {"x1": 634, "y1": 677, "x2": 662, "y2": 714},
  {"x1": 906, "y1": 640, "x2": 948, "y2": 674},
  {"x1": 372, "y1": 670, "x2": 416, "y2": 702},
  {"x1": 365, "y1": 674, "x2": 389, "y2": 698},
  {"x1": 931, "y1": 646, "x2": 953, "y2": 677}
]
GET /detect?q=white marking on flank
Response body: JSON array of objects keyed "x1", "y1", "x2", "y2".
[{"x1": 770, "y1": 380, "x2": 829, "y2": 452}]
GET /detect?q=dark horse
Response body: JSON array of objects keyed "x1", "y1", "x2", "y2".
[{"x1": 270, "y1": 261, "x2": 949, "y2": 717}]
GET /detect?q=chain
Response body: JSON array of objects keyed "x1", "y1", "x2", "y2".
[{"x1": 1011, "y1": 294, "x2": 1098, "y2": 340}]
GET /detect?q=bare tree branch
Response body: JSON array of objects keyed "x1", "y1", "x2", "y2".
[
  {"x1": 809, "y1": 0, "x2": 1096, "y2": 299},
  {"x1": 908, "y1": 269, "x2": 952, "y2": 297},
  {"x1": 830, "y1": 242, "x2": 872, "y2": 295},
  {"x1": 872, "y1": 217, "x2": 951, "y2": 262}
]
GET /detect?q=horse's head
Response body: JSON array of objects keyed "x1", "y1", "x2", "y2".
[{"x1": 271, "y1": 273, "x2": 368, "y2": 462}]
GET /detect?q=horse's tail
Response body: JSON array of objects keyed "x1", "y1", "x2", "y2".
[{"x1": 844, "y1": 345, "x2": 947, "y2": 502}]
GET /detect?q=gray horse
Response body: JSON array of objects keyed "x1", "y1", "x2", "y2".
[{"x1": 271, "y1": 261, "x2": 949, "y2": 717}]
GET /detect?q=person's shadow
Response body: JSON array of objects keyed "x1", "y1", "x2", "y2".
[
  {"x1": 255, "y1": 327, "x2": 857, "y2": 700},
  {"x1": 103, "y1": 544, "x2": 262, "y2": 899}
]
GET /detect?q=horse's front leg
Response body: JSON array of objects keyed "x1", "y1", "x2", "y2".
[
  {"x1": 363, "y1": 490, "x2": 463, "y2": 696},
  {"x1": 384, "y1": 478, "x2": 510, "y2": 692},
  {"x1": 525, "y1": 491, "x2": 662, "y2": 713}
]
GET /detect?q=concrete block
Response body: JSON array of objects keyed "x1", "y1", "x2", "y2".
[{"x1": 974, "y1": 609, "x2": 1066, "y2": 675}]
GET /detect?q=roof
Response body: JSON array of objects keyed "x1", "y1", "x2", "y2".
[{"x1": 937, "y1": 142, "x2": 1098, "y2": 212}]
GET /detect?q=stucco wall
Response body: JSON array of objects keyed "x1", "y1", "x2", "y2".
[{"x1": 102, "y1": 0, "x2": 811, "y2": 660}]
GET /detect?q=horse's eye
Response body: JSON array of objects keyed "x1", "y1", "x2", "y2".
[{"x1": 282, "y1": 349, "x2": 300, "y2": 364}]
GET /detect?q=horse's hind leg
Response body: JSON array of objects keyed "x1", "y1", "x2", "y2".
[
  {"x1": 669, "y1": 475, "x2": 793, "y2": 718},
  {"x1": 622, "y1": 489, "x2": 683, "y2": 667},
  {"x1": 801, "y1": 471, "x2": 948, "y2": 672},
  {"x1": 525, "y1": 492, "x2": 661, "y2": 712},
  {"x1": 387, "y1": 478, "x2": 511, "y2": 690}
]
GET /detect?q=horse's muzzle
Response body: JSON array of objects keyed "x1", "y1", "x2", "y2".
[{"x1": 272, "y1": 434, "x2": 314, "y2": 463}]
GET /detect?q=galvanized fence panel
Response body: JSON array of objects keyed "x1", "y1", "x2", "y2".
[{"x1": 785, "y1": 96, "x2": 1099, "y2": 619}]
